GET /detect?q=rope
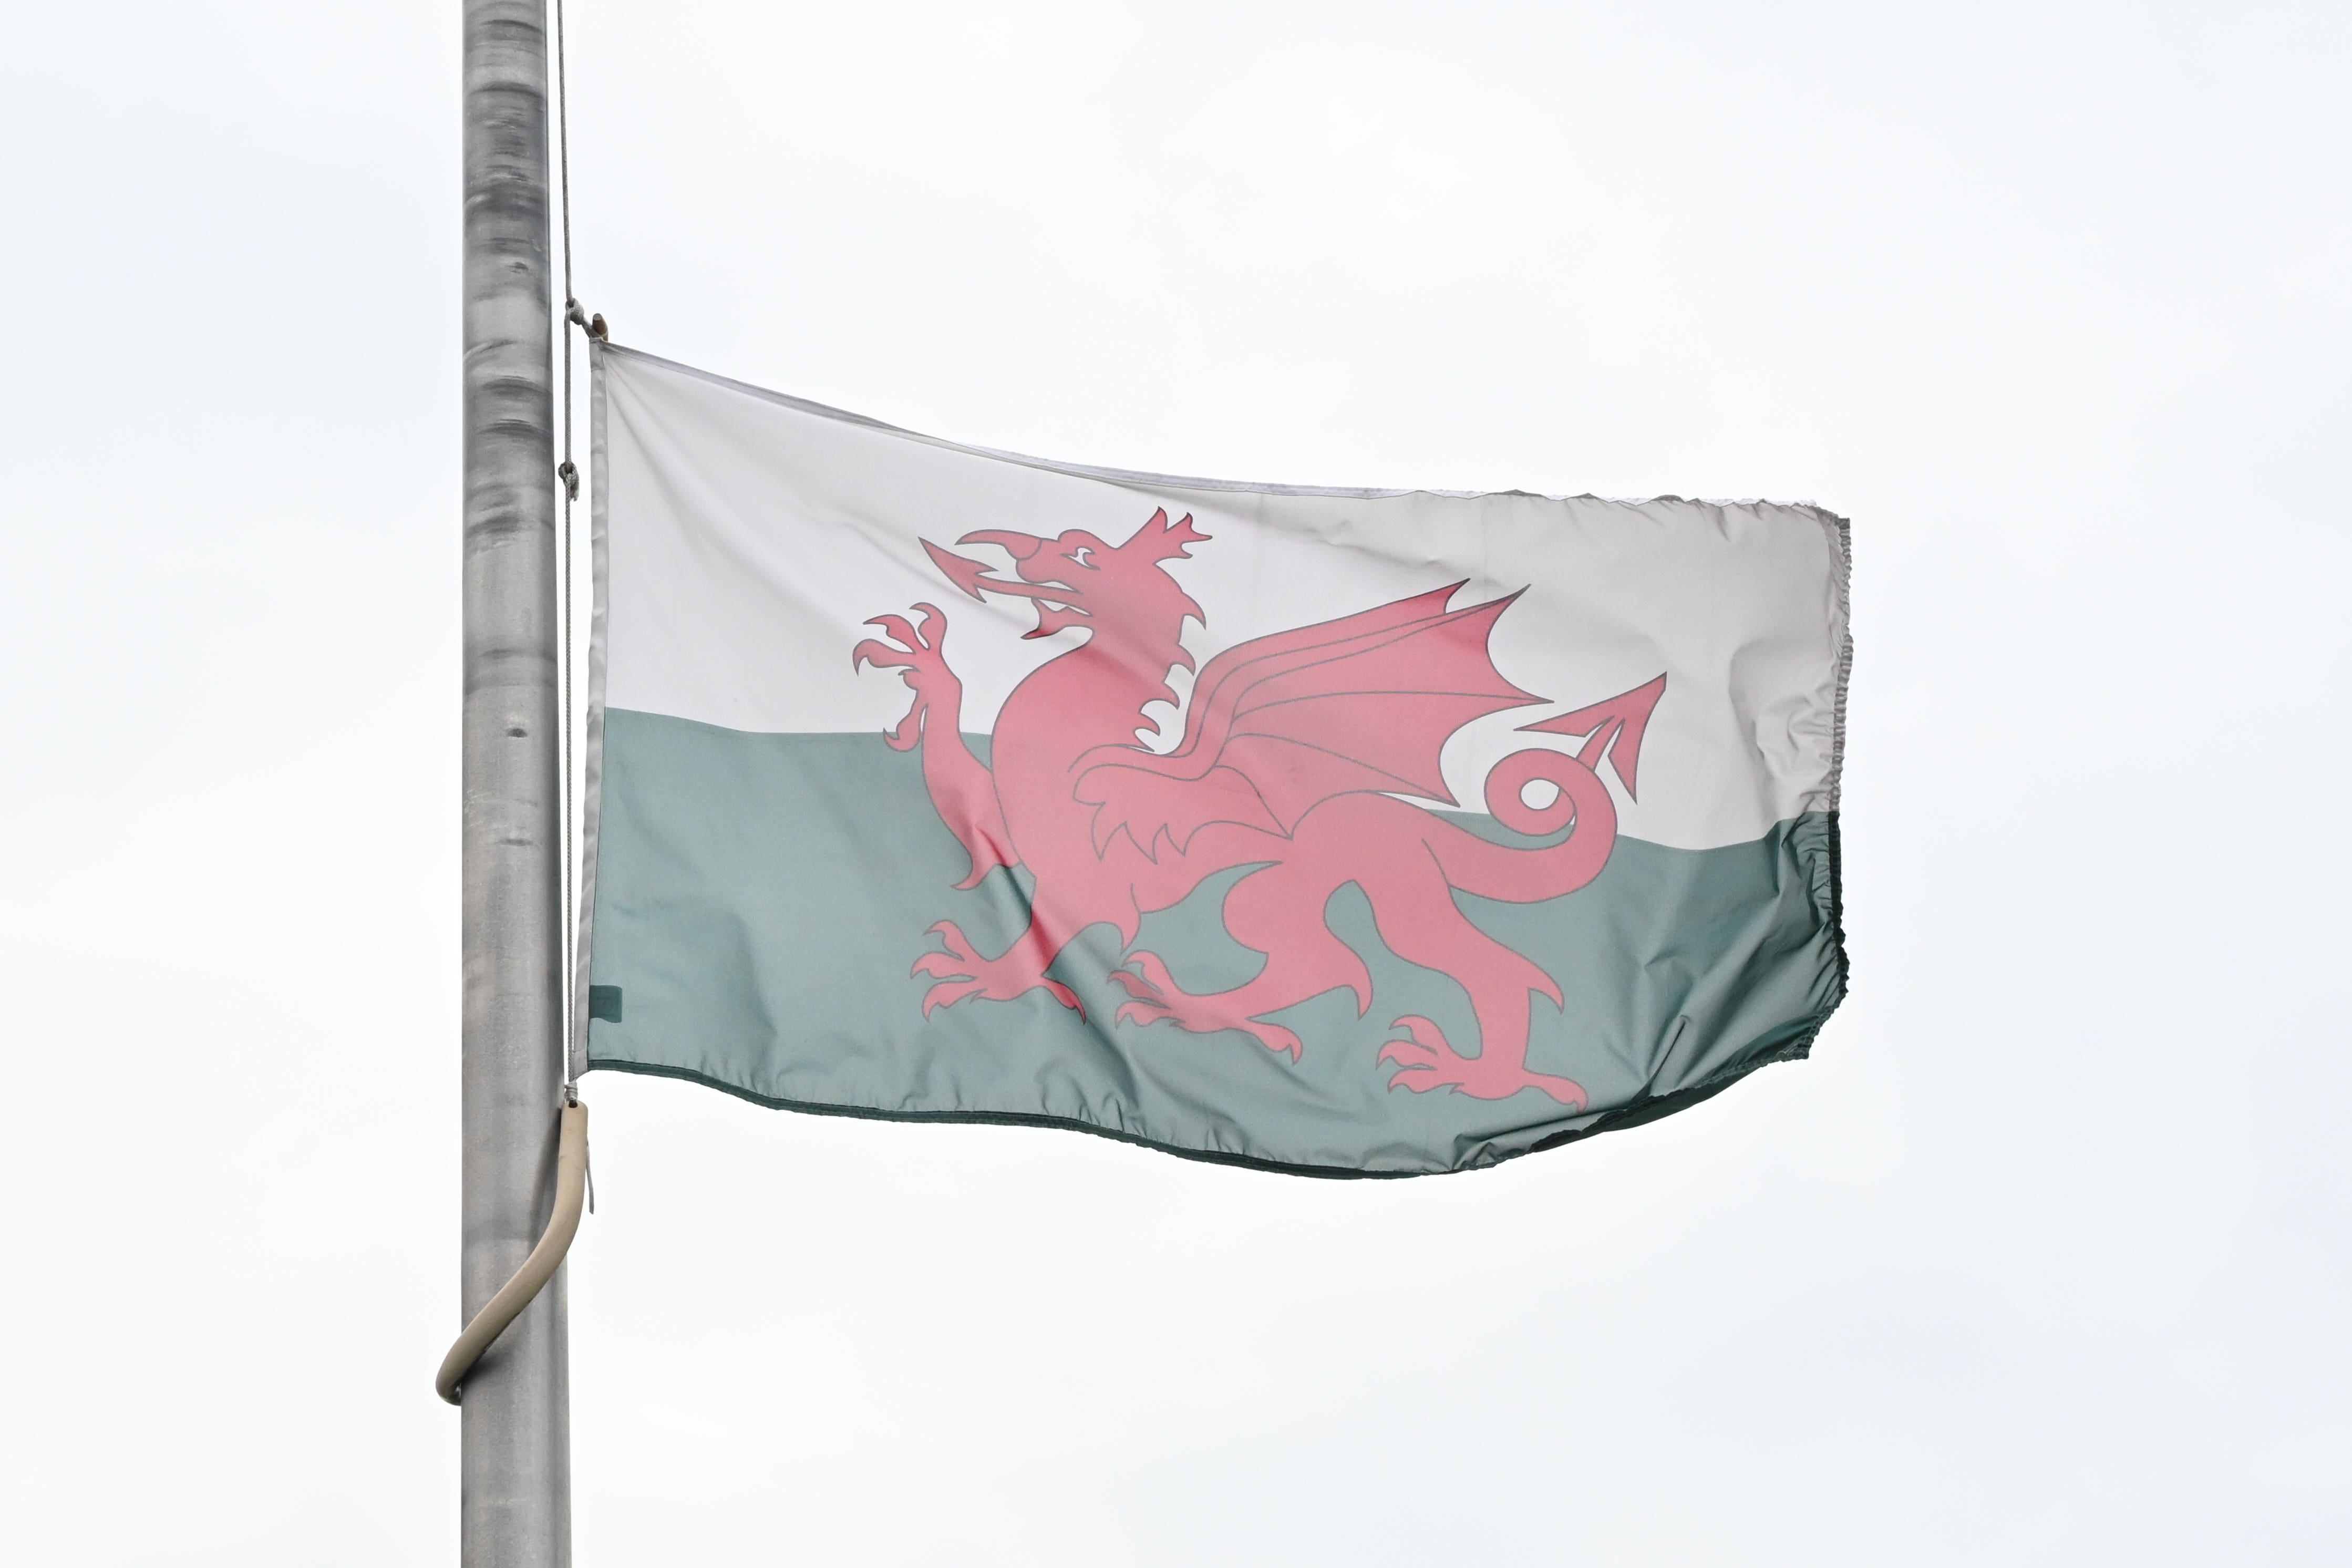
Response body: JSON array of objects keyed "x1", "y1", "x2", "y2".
[
  {"x1": 555, "y1": 0, "x2": 577, "y2": 1095},
  {"x1": 552, "y1": 0, "x2": 606, "y2": 1091}
]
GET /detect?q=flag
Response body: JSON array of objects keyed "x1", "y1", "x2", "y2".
[{"x1": 578, "y1": 344, "x2": 1849, "y2": 1176}]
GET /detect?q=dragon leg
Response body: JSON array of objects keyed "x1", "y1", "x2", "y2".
[
  {"x1": 913, "y1": 915, "x2": 1082, "y2": 1018},
  {"x1": 1366, "y1": 882, "x2": 1585, "y2": 1108},
  {"x1": 1345, "y1": 818, "x2": 1580, "y2": 1109},
  {"x1": 1115, "y1": 861, "x2": 1370, "y2": 1061},
  {"x1": 854, "y1": 602, "x2": 1018, "y2": 889}
]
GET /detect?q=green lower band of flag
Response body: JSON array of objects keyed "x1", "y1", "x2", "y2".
[{"x1": 583, "y1": 709, "x2": 1845, "y2": 1176}]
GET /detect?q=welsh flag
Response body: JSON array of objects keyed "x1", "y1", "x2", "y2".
[{"x1": 578, "y1": 345, "x2": 1849, "y2": 1176}]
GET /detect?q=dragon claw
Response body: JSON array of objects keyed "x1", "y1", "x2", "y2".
[
  {"x1": 1119, "y1": 952, "x2": 1179, "y2": 1001},
  {"x1": 1252, "y1": 1023, "x2": 1305, "y2": 1061},
  {"x1": 920, "y1": 977, "x2": 991, "y2": 1017},
  {"x1": 1108, "y1": 954, "x2": 1302, "y2": 1057},
  {"x1": 913, "y1": 922, "x2": 1082, "y2": 1017},
  {"x1": 1106, "y1": 963, "x2": 1168, "y2": 1002},
  {"x1": 1376, "y1": 1015, "x2": 1444, "y2": 1075},
  {"x1": 865, "y1": 612, "x2": 926, "y2": 649},
  {"x1": 856, "y1": 605, "x2": 961, "y2": 740},
  {"x1": 1380, "y1": 1016, "x2": 1585, "y2": 1107},
  {"x1": 1110, "y1": 958, "x2": 1174, "y2": 1028}
]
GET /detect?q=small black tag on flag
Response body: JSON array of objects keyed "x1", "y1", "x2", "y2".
[{"x1": 587, "y1": 985, "x2": 624, "y2": 1023}]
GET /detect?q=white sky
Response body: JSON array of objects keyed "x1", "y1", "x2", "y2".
[{"x1": 2, "y1": 2, "x2": 2346, "y2": 1563}]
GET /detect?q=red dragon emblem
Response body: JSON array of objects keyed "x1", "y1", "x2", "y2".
[{"x1": 854, "y1": 509, "x2": 1665, "y2": 1106}]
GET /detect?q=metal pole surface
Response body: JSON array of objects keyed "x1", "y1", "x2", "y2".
[{"x1": 461, "y1": 2, "x2": 569, "y2": 1564}]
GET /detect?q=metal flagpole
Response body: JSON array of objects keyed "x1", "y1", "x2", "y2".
[{"x1": 460, "y1": 0, "x2": 570, "y2": 1562}]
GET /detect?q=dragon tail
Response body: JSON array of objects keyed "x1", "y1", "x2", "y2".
[{"x1": 1426, "y1": 748, "x2": 1620, "y2": 905}]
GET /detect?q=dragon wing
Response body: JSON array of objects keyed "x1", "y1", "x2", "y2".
[{"x1": 1073, "y1": 584, "x2": 1542, "y2": 857}]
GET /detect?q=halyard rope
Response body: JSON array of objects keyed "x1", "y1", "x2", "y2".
[{"x1": 555, "y1": 0, "x2": 579, "y2": 1099}]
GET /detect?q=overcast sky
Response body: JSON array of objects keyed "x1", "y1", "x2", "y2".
[{"x1": 3, "y1": 2, "x2": 2347, "y2": 1563}]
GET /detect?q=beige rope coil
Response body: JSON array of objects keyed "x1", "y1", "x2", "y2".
[{"x1": 437, "y1": 1100, "x2": 590, "y2": 1405}]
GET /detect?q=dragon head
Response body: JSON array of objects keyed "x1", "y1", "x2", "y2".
[{"x1": 922, "y1": 508, "x2": 1210, "y2": 645}]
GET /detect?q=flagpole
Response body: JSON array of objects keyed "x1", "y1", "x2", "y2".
[{"x1": 460, "y1": 1, "x2": 570, "y2": 1563}]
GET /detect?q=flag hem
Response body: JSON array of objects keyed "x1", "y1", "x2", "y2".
[
  {"x1": 570, "y1": 342, "x2": 614, "y2": 1082},
  {"x1": 1824, "y1": 514, "x2": 1852, "y2": 813},
  {"x1": 580, "y1": 1031, "x2": 1821, "y2": 1178},
  {"x1": 596, "y1": 341, "x2": 1850, "y2": 517}
]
